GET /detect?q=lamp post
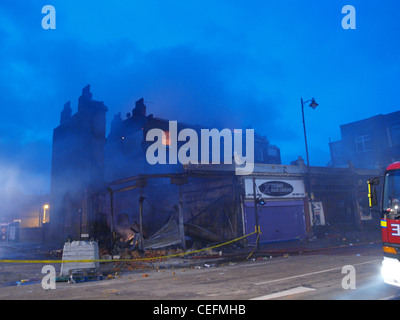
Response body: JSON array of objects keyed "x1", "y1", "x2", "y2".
[{"x1": 301, "y1": 97, "x2": 318, "y2": 229}]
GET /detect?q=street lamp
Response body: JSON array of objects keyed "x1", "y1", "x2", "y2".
[
  {"x1": 43, "y1": 204, "x2": 49, "y2": 224},
  {"x1": 301, "y1": 97, "x2": 318, "y2": 228},
  {"x1": 301, "y1": 98, "x2": 318, "y2": 168}
]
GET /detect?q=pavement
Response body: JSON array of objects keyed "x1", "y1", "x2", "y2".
[{"x1": 251, "y1": 227, "x2": 382, "y2": 256}]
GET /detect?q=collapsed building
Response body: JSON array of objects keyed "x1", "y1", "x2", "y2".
[{"x1": 49, "y1": 85, "x2": 380, "y2": 249}]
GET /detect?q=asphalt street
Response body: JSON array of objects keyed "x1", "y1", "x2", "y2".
[{"x1": 0, "y1": 242, "x2": 399, "y2": 300}]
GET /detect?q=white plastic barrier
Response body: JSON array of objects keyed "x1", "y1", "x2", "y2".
[{"x1": 60, "y1": 241, "x2": 100, "y2": 277}]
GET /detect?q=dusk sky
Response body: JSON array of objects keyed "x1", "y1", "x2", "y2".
[{"x1": 1, "y1": 0, "x2": 400, "y2": 195}]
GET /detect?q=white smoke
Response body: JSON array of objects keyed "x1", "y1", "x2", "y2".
[{"x1": 0, "y1": 162, "x2": 50, "y2": 222}]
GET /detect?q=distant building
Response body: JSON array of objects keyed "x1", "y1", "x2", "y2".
[
  {"x1": 329, "y1": 111, "x2": 400, "y2": 170},
  {"x1": 0, "y1": 190, "x2": 51, "y2": 242}
]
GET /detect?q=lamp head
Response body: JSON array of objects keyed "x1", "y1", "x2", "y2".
[{"x1": 309, "y1": 98, "x2": 318, "y2": 109}]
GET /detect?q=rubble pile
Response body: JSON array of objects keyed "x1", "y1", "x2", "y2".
[{"x1": 99, "y1": 247, "x2": 185, "y2": 271}]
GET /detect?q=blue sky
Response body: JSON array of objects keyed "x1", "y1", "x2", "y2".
[{"x1": 1, "y1": 0, "x2": 400, "y2": 194}]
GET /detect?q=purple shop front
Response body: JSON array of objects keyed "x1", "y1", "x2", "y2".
[{"x1": 243, "y1": 178, "x2": 307, "y2": 244}]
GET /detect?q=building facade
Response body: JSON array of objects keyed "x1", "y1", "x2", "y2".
[
  {"x1": 50, "y1": 85, "x2": 107, "y2": 240},
  {"x1": 49, "y1": 85, "x2": 281, "y2": 243},
  {"x1": 329, "y1": 111, "x2": 400, "y2": 170},
  {"x1": 49, "y1": 85, "x2": 381, "y2": 246},
  {"x1": 239, "y1": 162, "x2": 380, "y2": 244}
]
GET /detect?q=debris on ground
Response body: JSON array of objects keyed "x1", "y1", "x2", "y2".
[
  {"x1": 99, "y1": 247, "x2": 187, "y2": 272},
  {"x1": 49, "y1": 249, "x2": 63, "y2": 259}
]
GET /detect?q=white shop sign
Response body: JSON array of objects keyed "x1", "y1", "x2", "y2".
[
  {"x1": 245, "y1": 179, "x2": 306, "y2": 199},
  {"x1": 309, "y1": 201, "x2": 326, "y2": 226}
]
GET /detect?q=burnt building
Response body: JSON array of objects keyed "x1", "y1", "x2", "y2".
[
  {"x1": 329, "y1": 111, "x2": 400, "y2": 170},
  {"x1": 240, "y1": 163, "x2": 380, "y2": 243},
  {"x1": 50, "y1": 85, "x2": 379, "y2": 247},
  {"x1": 50, "y1": 85, "x2": 281, "y2": 243},
  {"x1": 104, "y1": 98, "x2": 280, "y2": 181},
  {"x1": 50, "y1": 85, "x2": 107, "y2": 240}
]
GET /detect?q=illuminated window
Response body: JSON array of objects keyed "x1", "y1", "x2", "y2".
[
  {"x1": 162, "y1": 131, "x2": 171, "y2": 146},
  {"x1": 355, "y1": 135, "x2": 372, "y2": 153}
]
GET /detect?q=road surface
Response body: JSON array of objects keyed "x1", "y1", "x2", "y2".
[{"x1": 0, "y1": 242, "x2": 399, "y2": 301}]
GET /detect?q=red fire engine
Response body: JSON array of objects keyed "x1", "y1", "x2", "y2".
[{"x1": 369, "y1": 162, "x2": 400, "y2": 287}]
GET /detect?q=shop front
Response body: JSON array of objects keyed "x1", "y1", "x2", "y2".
[{"x1": 243, "y1": 178, "x2": 308, "y2": 243}]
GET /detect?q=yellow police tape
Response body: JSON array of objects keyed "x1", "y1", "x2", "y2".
[{"x1": 0, "y1": 228, "x2": 260, "y2": 264}]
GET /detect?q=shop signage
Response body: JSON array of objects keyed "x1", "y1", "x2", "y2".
[
  {"x1": 245, "y1": 179, "x2": 305, "y2": 199},
  {"x1": 259, "y1": 181, "x2": 294, "y2": 197}
]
